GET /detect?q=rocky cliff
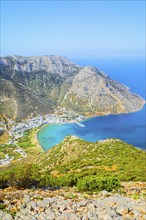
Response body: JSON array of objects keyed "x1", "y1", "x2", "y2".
[{"x1": 0, "y1": 55, "x2": 145, "y2": 119}]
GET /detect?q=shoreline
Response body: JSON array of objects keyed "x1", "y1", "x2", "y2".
[
  {"x1": 83, "y1": 102, "x2": 146, "y2": 121},
  {"x1": 35, "y1": 124, "x2": 49, "y2": 152},
  {"x1": 36, "y1": 104, "x2": 145, "y2": 152}
]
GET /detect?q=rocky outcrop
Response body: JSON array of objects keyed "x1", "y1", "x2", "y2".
[
  {"x1": 0, "y1": 55, "x2": 145, "y2": 119},
  {"x1": 0, "y1": 184, "x2": 146, "y2": 220},
  {"x1": 0, "y1": 55, "x2": 79, "y2": 77}
]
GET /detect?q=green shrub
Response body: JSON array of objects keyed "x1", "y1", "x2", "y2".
[
  {"x1": 39, "y1": 174, "x2": 59, "y2": 187},
  {"x1": 39, "y1": 173, "x2": 79, "y2": 188},
  {"x1": 0, "y1": 204, "x2": 5, "y2": 210},
  {"x1": 58, "y1": 173, "x2": 79, "y2": 187},
  {"x1": 18, "y1": 142, "x2": 29, "y2": 148},
  {"x1": 77, "y1": 175, "x2": 121, "y2": 192},
  {"x1": 0, "y1": 163, "x2": 41, "y2": 188}
]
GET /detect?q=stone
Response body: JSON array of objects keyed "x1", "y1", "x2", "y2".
[
  {"x1": 0, "y1": 211, "x2": 5, "y2": 218},
  {"x1": 3, "y1": 213, "x2": 13, "y2": 220},
  {"x1": 56, "y1": 212, "x2": 72, "y2": 220},
  {"x1": 129, "y1": 209, "x2": 141, "y2": 217},
  {"x1": 0, "y1": 188, "x2": 146, "y2": 220},
  {"x1": 29, "y1": 201, "x2": 37, "y2": 209},
  {"x1": 33, "y1": 212, "x2": 48, "y2": 220},
  {"x1": 43, "y1": 198, "x2": 51, "y2": 205},
  {"x1": 3, "y1": 200, "x2": 10, "y2": 206},
  {"x1": 87, "y1": 210, "x2": 98, "y2": 219},
  {"x1": 116, "y1": 205, "x2": 129, "y2": 215},
  {"x1": 98, "y1": 190, "x2": 112, "y2": 197},
  {"x1": 19, "y1": 204, "x2": 27, "y2": 210},
  {"x1": 59, "y1": 205, "x2": 68, "y2": 212},
  {"x1": 23, "y1": 195, "x2": 30, "y2": 204},
  {"x1": 36, "y1": 200, "x2": 46, "y2": 208},
  {"x1": 22, "y1": 216, "x2": 33, "y2": 220},
  {"x1": 18, "y1": 208, "x2": 30, "y2": 216},
  {"x1": 45, "y1": 209, "x2": 56, "y2": 219},
  {"x1": 76, "y1": 200, "x2": 88, "y2": 207},
  {"x1": 49, "y1": 198, "x2": 57, "y2": 203}
]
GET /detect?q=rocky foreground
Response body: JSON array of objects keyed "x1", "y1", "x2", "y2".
[{"x1": 0, "y1": 183, "x2": 146, "y2": 220}]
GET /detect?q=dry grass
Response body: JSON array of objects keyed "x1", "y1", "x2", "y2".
[{"x1": 0, "y1": 132, "x2": 9, "y2": 145}]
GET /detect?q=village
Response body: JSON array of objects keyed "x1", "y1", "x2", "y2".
[
  {"x1": 0, "y1": 108, "x2": 85, "y2": 167},
  {"x1": 9, "y1": 108, "x2": 85, "y2": 138}
]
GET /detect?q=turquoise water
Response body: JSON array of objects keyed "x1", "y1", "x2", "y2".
[
  {"x1": 37, "y1": 106, "x2": 145, "y2": 151},
  {"x1": 37, "y1": 58, "x2": 146, "y2": 151}
]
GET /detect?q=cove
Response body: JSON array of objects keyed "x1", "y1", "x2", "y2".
[{"x1": 37, "y1": 106, "x2": 145, "y2": 151}]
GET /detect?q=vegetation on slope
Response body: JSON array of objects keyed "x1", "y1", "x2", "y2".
[
  {"x1": 0, "y1": 134, "x2": 145, "y2": 192},
  {"x1": 40, "y1": 137, "x2": 146, "y2": 182}
]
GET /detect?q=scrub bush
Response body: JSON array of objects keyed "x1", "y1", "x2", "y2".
[{"x1": 77, "y1": 175, "x2": 120, "y2": 192}]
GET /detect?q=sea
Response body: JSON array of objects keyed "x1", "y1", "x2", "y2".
[{"x1": 37, "y1": 57, "x2": 146, "y2": 151}]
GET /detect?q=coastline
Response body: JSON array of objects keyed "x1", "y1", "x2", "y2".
[
  {"x1": 35, "y1": 125, "x2": 48, "y2": 152},
  {"x1": 83, "y1": 101, "x2": 146, "y2": 120},
  {"x1": 36, "y1": 104, "x2": 145, "y2": 151}
]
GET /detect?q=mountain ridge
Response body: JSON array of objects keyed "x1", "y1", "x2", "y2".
[{"x1": 0, "y1": 55, "x2": 145, "y2": 120}]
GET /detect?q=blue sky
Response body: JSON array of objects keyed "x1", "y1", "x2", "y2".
[{"x1": 1, "y1": 0, "x2": 145, "y2": 58}]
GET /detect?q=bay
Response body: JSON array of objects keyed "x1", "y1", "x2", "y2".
[{"x1": 37, "y1": 58, "x2": 146, "y2": 151}]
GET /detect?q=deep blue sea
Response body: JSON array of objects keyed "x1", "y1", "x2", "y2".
[{"x1": 37, "y1": 57, "x2": 146, "y2": 151}]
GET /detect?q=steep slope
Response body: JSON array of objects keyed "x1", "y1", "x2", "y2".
[
  {"x1": 37, "y1": 136, "x2": 146, "y2": 181},
  {"x1": 2, "y1": 133, "x2": 145, "y2": 181},
  {"x1": 0, "y1": 55, "x2": 79, "y2": 119},
  {"x1": 0, "y1": 55, "x2": 145, "y2": 119},
  {"x1": 62, "y1": 66, "x2": 144, "y2": 114},
  {"x1": 0, "y1": 78, "x2": 55, "y2": 119},
  {"x1": 1, "y1": 134, "x2": 146, "y2": 219}
]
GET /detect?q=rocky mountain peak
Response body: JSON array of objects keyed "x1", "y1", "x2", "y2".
[
  {"x1": 0, "y1": 55, "x2": 78, "y2": 77},
  {"x1": 0, "y1": 55, "x2": 145, "y2": 119}
]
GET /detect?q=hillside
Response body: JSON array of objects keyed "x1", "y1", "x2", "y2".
[
  {"x1": 1, "y1": 133, "x2": 145, "y2": 183},
  {"x1": 0, "y1": 133, "x2": 146, "y2": 219},
  {"x1": 0, "y1": 55, "x2": 145, "y2": 119},
  {"x1": 38, "y1": 136, "x2": 146, "y2": 182}
]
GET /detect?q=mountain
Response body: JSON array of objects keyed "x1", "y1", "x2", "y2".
[{"x1": 0, "y1": 55, "x2": 145, "y2": 119}]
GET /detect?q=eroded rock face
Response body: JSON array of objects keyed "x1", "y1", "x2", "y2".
[
  {"x1": 0, "y1": 55, "x2": 145, "y2": 119},
  {"x1": 0, "y1": 55, "x2": 79, "y2": 79},
  {"x1": 62, "y1": 66, "x2": 145, "y2": 114}
]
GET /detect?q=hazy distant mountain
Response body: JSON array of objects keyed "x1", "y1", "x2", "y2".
[{"x1": 0, "y1": 55, "x2": 145, "y2": 119}]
